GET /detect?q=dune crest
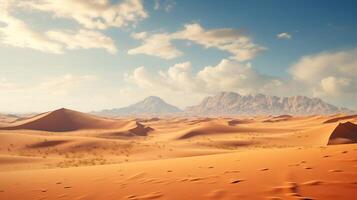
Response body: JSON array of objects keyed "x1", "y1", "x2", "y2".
[{"x1": 323, "y1": 114, "x2": 357, "y2": 123}]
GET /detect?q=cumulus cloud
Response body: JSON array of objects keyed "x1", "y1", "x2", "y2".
[
  {"x1": 0, "y1": 1, "x2": 118, "y2": 54},
  {"x1": 290, "y1": 49, "x2": 357, "y2": 107},
  {"x1": 129, "y1": 23, "x2": 265, "y2": 61},
  {"x1": 128, "y1": 33, "x2": 183, "y2": 59},
  {"x1": 125, "y1": 59, "x2": 283, "y2": 98},
  {"x1": 131, "y1": 31, "x2": 148, "y2": 40},
  {"x1": 20, "y1": 0, "x2": 148, "y2": 30},
  {"x1": 320, "y1": 76, "x2": 351, "y2": 95},
  {"x1": 0, "y1": 2, "x2": 63, "y2": 54},
  {"x1": 46, "y1": 29, "x2": 117, "y2": 54},
  {"x1": 196, "y1": 59, "x2": 282, "y2": 94},
  {"x1": 277, "y1": 32, "x2": 292, "y2": 40}
]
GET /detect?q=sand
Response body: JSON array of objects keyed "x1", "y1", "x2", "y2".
[{"x1": 0, "y1": 109, "x2": 356, "y2": 199}]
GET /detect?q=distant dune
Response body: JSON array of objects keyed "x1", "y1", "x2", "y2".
[
  {"x1": 323, "y1": 114, "x2": 357, "y2": 123},
  {"x1": 263, "y1": 115, "x2": 294, "y2": 123},
  {"x1": 0, "y1": 108, "x2": 149, "y2": 133}
]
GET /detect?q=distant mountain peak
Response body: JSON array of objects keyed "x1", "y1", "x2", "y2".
[
  {"x1": 144, "y1": 96, "x2": 163, "y2": 100},
  {"x1": 95, "y1": 96, "x2": 182, "y2": 116},
  {"x1": 141, "y1": 96, "x2": 166, "y2": 104}
]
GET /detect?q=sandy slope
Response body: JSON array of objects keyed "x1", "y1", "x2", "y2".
[
  {"x1": 0, "y1": 108, "x2": 151, "y2": 133},
  {"x1": 0, "y1": 144, "x2": 356, "y2": 200},
  {"x1": 0, "y1": 111, "x2": 356, "y2": 199}
]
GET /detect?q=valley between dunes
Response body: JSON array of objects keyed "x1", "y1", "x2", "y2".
[{"x1": 0, "y1": 108, "x2": 356, "y2": 199}]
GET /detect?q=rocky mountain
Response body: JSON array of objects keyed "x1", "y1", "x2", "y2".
[
  {"x1": 95, "y1": 96, "x2": 182, "y2": 116},
  {"x1": 185, "y1": 92, "x2": 353, "y2": 116}
]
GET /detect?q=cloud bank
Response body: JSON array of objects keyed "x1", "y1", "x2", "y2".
[
  {"x1": 0, "y1": 0, "x2": 146, "y2": 54},
  {"x1": 290, "y1": 49, "x2": 357, "y2": 107},
  {"x1": 20, "y1": 0, "x2": 147, "y2": 30},
  {"x1": 129, "y1": 23, "x2": 266, "y2": 61}
]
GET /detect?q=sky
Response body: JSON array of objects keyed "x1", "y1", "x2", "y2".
[{"x1": 0, "y1": 0, "x2": 357, "y2": 113}]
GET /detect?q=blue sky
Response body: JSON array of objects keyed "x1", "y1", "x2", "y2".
[{"x1": 0, "y1": 0, "x2": 356, "y2": 112}]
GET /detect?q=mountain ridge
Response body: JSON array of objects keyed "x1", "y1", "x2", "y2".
[{"x1": 185, "y1": 92, "x2": 354, "y2": 116}]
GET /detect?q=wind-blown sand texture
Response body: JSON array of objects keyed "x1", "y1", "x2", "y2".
[{"x1": 0, "y1": 109, "x2": 356, "y2": 199}]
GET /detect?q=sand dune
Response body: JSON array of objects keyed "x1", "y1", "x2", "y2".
[
  {"x1": 0, "y1": 108, "x2": 149, "y2": 132},
  {"x1": 175, "y1": 121, "x2": 296, "y2": 140},
  {"x1": 1, "y1": 111, "x2": 357, "y2": 199},
  {"x1": 328, "y1": 121, "x2": 357, "y2": 145}
]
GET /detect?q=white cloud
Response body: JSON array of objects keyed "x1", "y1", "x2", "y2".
[
  {"x1": 0, "y1": 1, "x2": 118, "y2": 54},
  {"x1": 160, "y1": 62, "x2": 195, "y2": 90},
  {"x1": 128, "y1": 33, "x2": 183, "y2": 59},
  {"x1": 20, "y1": 0, "x2": 148, "y2": 30},
  {"x1": 277, "y1": 32, "x2": 292, "y2": 40},
  {"x1": 290, "y1": 49, "x2": 357, "y2": 107},
  {"x1": 290, "y1": 49, "x2": 357, "y2": 84},
  {"x1": 320, "y1": 76, "x2": 351, "y2": 95},
  {"x1": 46, "y1": 29, "x2": 117, "y2": 54},
  {"x1": 130, "y1": 31, "x2": 148, "y2": 40},
  {"x1": 129, "y1": 23, "x2": 265, "y2": 61},
  {"x1": 0, "y1": 2, "x2": 63, "y2": 54},
  {"x1": 196, "y1": 59, "x2": 281, "y2": 94},
  {"x1": 125, "y1": 66, "x2": 159, "y2": 89}
]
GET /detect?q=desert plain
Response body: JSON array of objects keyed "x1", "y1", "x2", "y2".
[{"x1": 0, "y1": 108, "x2": 356, "y2": 200}]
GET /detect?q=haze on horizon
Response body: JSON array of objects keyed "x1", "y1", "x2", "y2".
[{"x1": 1, "y1": 0, "x2": 357, "y2": 113}]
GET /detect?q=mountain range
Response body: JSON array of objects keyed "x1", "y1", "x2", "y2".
[
  {"x1": 95, "y1": 92, "x2": 354, "y2": 116},
  {"x1": 185, "y1": 92, "x2": 353, "y2": 116}
]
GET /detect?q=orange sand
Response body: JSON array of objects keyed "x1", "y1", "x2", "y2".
[{"x1": 0, "y1": 109, "x2": 356, "y2": 199}]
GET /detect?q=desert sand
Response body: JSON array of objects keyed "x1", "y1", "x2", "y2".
[{"x1": 0, "y1": 108, "x2": 356, "y2": 199}]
